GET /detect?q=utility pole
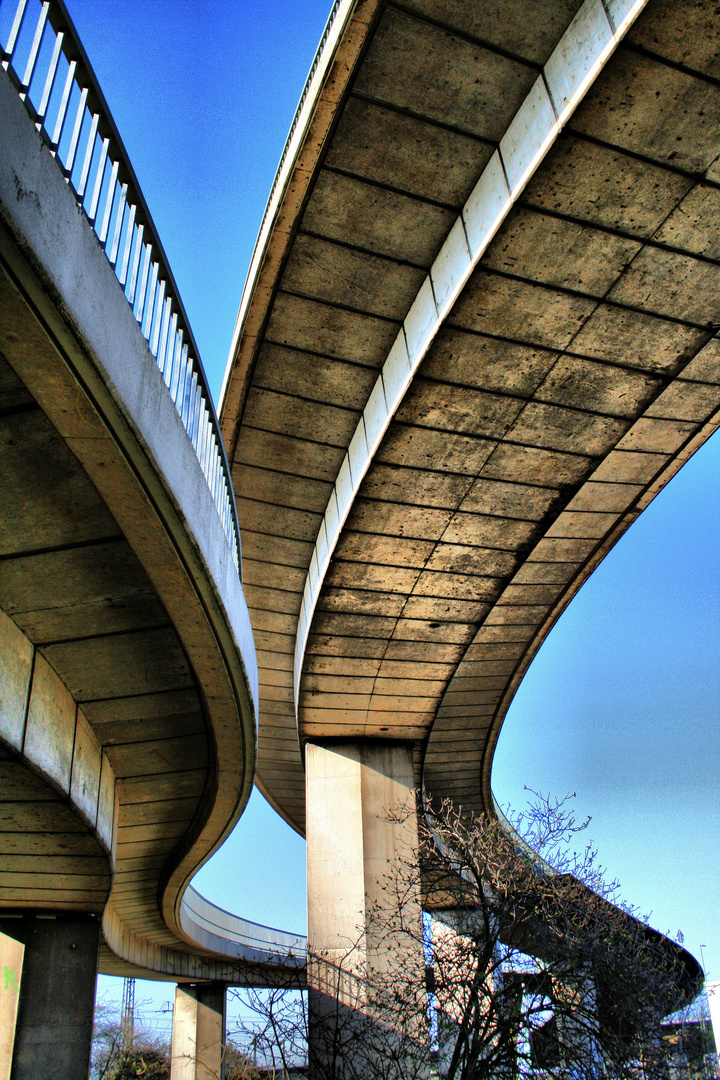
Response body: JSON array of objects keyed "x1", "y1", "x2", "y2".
[{"x1": 120, "y1": 977, "x2": 135, "y2": 1051}]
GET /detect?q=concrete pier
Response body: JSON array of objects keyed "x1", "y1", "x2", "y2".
[
  {"x1": 170, "y1": 982, "x2": 227, "y2": 1080},
  {"x1": 305, "y1": 740, "x2": 426, "y2": 1078},
  {"x1": 1, "y1": 915, "x2": 100, "y2": 1080}
]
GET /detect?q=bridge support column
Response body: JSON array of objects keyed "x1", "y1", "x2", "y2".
[
  {"x1": 170, "y1": 982, "x2": 226, "y2": 1080},
  {"x1": 305, "y1": 739, "x2": 427, "y2": 1079},
  {"x1": 0, "y1": 913, "x2": 100, "y2": 1080}
]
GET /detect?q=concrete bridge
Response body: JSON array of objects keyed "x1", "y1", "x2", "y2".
[
  {"x1": 0, "y1": 0, "x2": 713, "y2": 1074},
  {"x1": 220, "y1": 0, "x2": 713, "y2": 1061},
  {"x1": 0, "y1": 3, "x2": 302, "y2": 1075}
]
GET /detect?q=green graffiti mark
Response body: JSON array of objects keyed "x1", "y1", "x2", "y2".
[{"x1": 3, "y1": 966, "x2": 18, "y2": 993}]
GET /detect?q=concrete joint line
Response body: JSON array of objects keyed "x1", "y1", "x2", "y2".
[{"x1": 292, "y1": 0, "x2": 651, "y2": 716}]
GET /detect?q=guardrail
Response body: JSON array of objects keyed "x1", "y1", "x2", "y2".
[
  {"x1": 0, "y1": 0, "x2": 241, "y2": 573},
  {"x1": 180, "y1": 885, "x2": 306, "y2": 968}
]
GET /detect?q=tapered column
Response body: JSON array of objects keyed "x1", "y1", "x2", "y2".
[
  {"x1": 1, "y1": 914, "x2": 100, "y2": 1080},
  {"x1": 170, "y1": 982, "x2": 226, "y2": 1080},
  {"x1": 306, "y1": 739, "x2": 427, "y2": 1079}
]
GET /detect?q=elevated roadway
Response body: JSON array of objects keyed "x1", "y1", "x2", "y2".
[
  {"x1": 0, "y1": 14, "x2": 303, "y2": 1077},
  {"x1": 221, "y1": 0, "x2": 720, "y2": 838}
]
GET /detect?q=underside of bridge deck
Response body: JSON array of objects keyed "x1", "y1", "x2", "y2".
[
  {"x1": 221, "y1": 0, "x2": 720, "y2": 836},
  {"x1": 0, "y1": 63, "x2": 259, "y2": 983}
]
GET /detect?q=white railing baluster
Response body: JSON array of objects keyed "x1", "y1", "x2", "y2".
[
  {"x1": 108, "y1": 181, "x2": 127, "y2": 265},
  {"x1": 50, "y1": 58, "x2": 75, "y2": 148},
  {"x1": 3, "y1": 0, "x2": 242, "y2": 569},
  {"x1": 64, "y1": 84, "x2": 88, "y2": 175},
  {"x1": 163, "y1": 312, "x2": 179, "y2": 384},
  {"x1": 36, "y1": 28, "x2": 63, "y2": 121},
  {"x1": 20, "y1": 1, "x2": 49, "y2": 91},
  {"x1": 98, "y1": 157, "x2": 119, "y2": 242},
  {"x1": 117, "y1": 201, "x2": 136, "y2": 285},
  {"x1": 76, "y1": 109, "x2": 98, "y2": 197},
  {"x1": 129, "y1": 230, "x2": 147, "y2": 310},
  {"x1": 141, "y1": 260, "x2": 158, "y2": 339},
  {"x1": 86, "y1": 133, "x2": 108, "y2": 220},
  {"x1": 150, "y1": 278, "x2": 166, "y2": 355},
  {"x1": 3, "y1": 0, "x2": 29, "y2": 64},
  {"x1": 155, "y1": 292, "x2": 170, "y2": 368}
]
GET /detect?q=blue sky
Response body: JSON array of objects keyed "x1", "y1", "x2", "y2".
[{"x1": 47, "y1": 0, "x2": 720, "y2": 1020}]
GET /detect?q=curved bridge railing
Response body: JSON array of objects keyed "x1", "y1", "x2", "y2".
[
  {"x1": 180, "y1": 885, "x2": 306, "y2": 969},
  {"x1": 0, "y1": 0, "x2": 241, "y2": 572}
]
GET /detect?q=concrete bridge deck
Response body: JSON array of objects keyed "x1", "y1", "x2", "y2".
[
  {"x1": 220, "y1": 0, "x2": 720, "y2": 835},
  {"x1": 0, "y1": 4, "x2": 301, "y2": 992},
  {"x1": 0, "y1": 0, "x2": 711, "y2": 1070}
]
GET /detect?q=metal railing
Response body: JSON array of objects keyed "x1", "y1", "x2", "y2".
[
  {"x1": 180, "y1": 885, "x2": 306, "y2": 967},
  {"x1": 0, "y1": 0, "x2": 241, "y2": 573},
  {"x1": 257, "y1": 0, "x2": 342, "y2": 247}
]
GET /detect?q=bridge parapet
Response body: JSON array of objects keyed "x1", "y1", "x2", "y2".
[
  {"x1": 180, "y1": 885, "x2": 307, "y2": 971},
  {"x1": 1, "y1": 0, "x2": 240, "y2": 572}
]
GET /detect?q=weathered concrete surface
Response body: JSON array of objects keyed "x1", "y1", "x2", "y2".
[
  {"x1": 170, "y1": 982, "x2": 226, "y2": 1080},
  {"x1": 221, "y1": 0, "x2": 720, "y2": 834},
  {"x1": 1, "y1": 915, "x2": 100, "y2": 1080},
  {"x1": 306, "y1": 740, "x2": 425, "y2": 1077},
  {"x1": 0, "y1": 68, "x2": 260, "y2": 981}
]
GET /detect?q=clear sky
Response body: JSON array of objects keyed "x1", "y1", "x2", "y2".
[{"x1": 55, "y1": 0, "x2": 720, "y2": 1026}]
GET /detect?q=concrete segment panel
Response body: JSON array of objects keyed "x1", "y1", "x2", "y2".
[
  {"x1": 378, "y1": 425, "x2": 495, "y2": 476},
  {"x1": 524, "y1": 135, "x2": 692, "y2": 238},
  {"x1": 69, "y1": 710, "x2": 102, "y2": 829},
  {"x1": 380, "y1": 332, "x2": 412, "y2": 417},
  {"x1": 355, "y1": 8, "x2": 537, "y2": 140},
  {"x1": 404, "y1": 276, "x2": 438, "y2": 364},
  {"x1": 302, "y1": 169, "x2": 455, "y2": 266},
  {"x1": 452, "y1": 272, "x2": 596, "y2": 349},
  {"x1": 571, "y1": 304, "x2": 709, "y2": 374},
  {"x1": 399, "y1": 0, "x2": 584, "y2": 66},
  {"x1": 609, "y1": 246, "x2": 720, "y2": 327},
  {"x1": 281, "y1": 233, "x2": 425, "y2": 321},
  {"x1": 652, "y1": 185, "x2": 720, "y2": 261},
  {"x1": 679, "y1": 340, "x2": 720, "y2": 385},
  {"x1": 572, "y1": 50, "x2": 720, "y2": 175},
  {"x1": 24, "y1": 655, "x2": 75, "y2": 794},
  {"x1": 431, "y1": 216, "x2": 472, "y2": 317},
  {"x1": 462, "y1": 151, "x2": 510, "y2": 260},
  {"x1": 500, "y1": 77, "x2": 559, "y2": 198},
  {"x1": 254, "y1": 342, "x2": 377, "y2": 409},
  {"x1": 484, "y1": 208, "x2": 641, "y2": 297},
  {"x1": 0, "y1": 610, "x2": 32, "y2": 752},
  {"x1": 325, "y1": 97, "x2": 494, "y2": 207},
  {"x1": 424, "y1": 328, "x2": 556, "y2": 396},
  {"x1": 266, "y1": 293, "x2": 399, "y2": 367},
  {"x1": 396, "y1": 379, "x2": 525, "y2": 438},
  {"x1": 544, "y1": 0, "x2": 614, "y2": 122}
]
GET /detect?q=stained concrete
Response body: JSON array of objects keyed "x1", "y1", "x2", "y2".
[{"x1": 220, "y1": 0, "x2": 720, "y2": 834}]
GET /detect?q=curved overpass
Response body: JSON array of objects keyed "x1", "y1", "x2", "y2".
[
  {"x1": 219, "y1": 0, "x2": 712, "y2": 1027},
  {"x1": 222, "y1": 0, "x2": 719, "y2": 833},
  {"x1": 0, "y1": 8, "x2": 302, "y2": 1060}
]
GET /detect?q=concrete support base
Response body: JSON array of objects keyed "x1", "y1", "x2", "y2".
[
  {"x1": 305, "y1": 740, "x2": 427, "y2": 1079},
  {"x1": 0, "y1": 914, "x2": 100, "y2": 1080},
  {"x1": 170, "y1": 982, "x2": 226, "y2": 1080}
]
